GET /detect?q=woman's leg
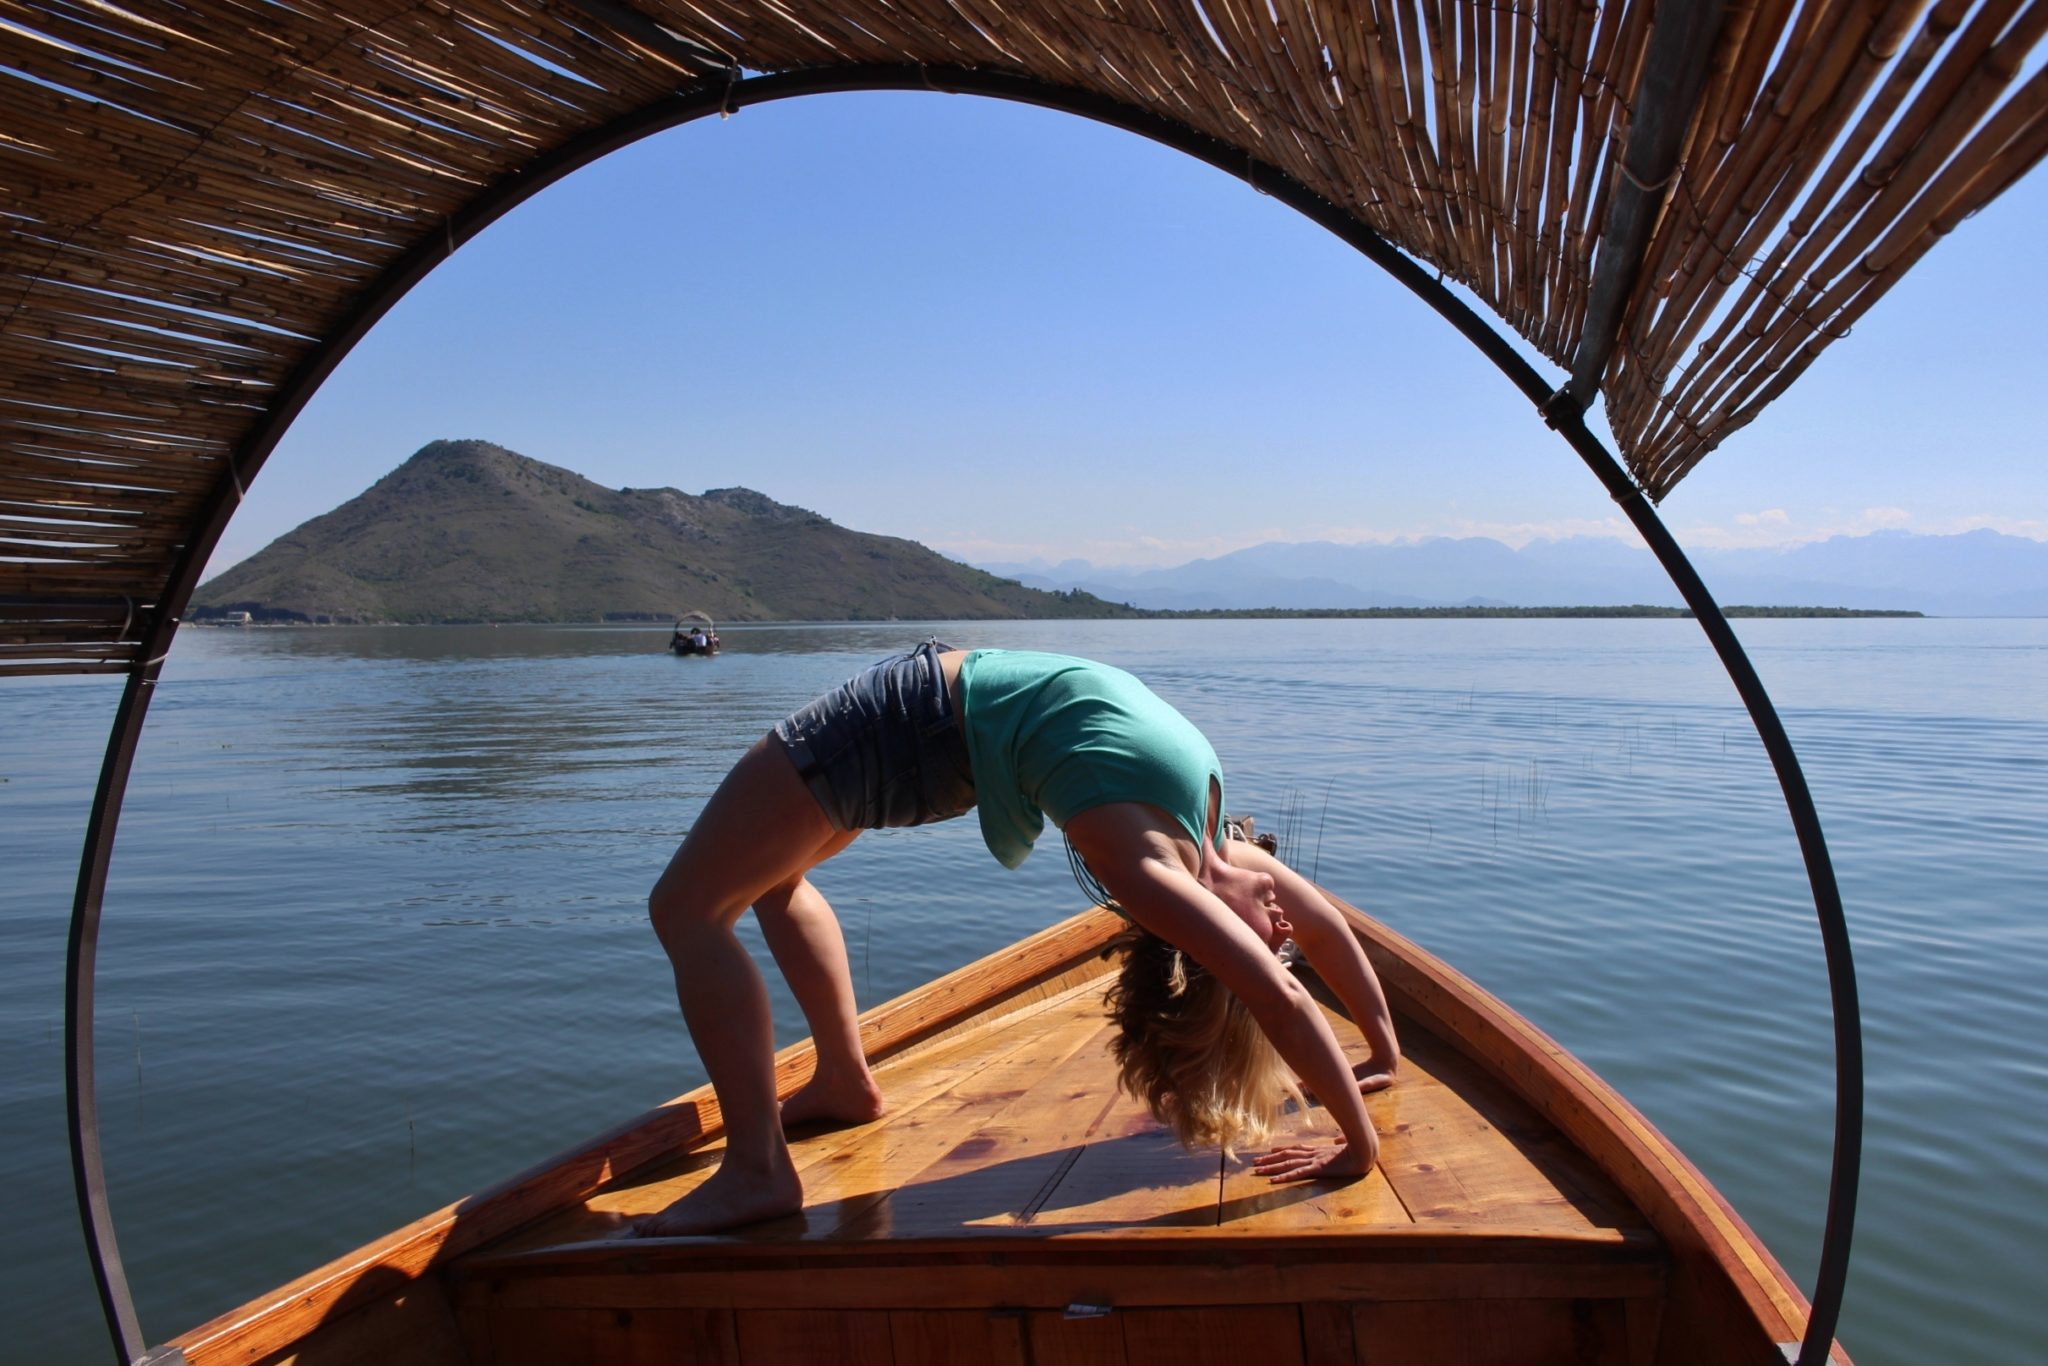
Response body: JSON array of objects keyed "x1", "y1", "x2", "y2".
[
  {"x1": 752, "y1": 860, "x2": 889, "y2": 1127},
  {"x1": 642, "y1": 734, "x2": 850, "y2": 1236}
]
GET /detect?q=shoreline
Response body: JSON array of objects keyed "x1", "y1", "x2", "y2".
[{"x1": 185, "y1": 604, "x2": 1928, "y2": 626}]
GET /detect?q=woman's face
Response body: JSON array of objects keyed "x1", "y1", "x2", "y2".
[{"x1": 1199, "y1": 841, "x2": 1290, "y2": 951}]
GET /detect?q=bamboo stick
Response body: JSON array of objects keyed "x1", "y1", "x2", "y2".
[{"x1": 0, "y1": 661, "x2": 137, "y2": 677}]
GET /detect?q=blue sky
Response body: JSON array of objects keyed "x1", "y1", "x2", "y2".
[{"x1": 211, "y1": 91, "x2": 2048, "y2": 578}]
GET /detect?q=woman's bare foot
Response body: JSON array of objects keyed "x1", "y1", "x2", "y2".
[
  {"x1": 779, "y1": 1068, "x2": 886, "y2": 1129},
  {"x1": 637, "y1": 1154, "x2": 802, "y2": 1237}
]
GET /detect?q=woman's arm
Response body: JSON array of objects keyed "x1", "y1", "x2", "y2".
[
  {"x1": 1067, "y1": 805, "x2": 1380, "y2": 1181},
  {"x1": 1228, "y1": 841, "x2": 1401, "y2": 1091}
]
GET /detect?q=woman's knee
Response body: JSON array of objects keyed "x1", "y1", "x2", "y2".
[
  {"x1": 649, "y1": 858, "x2": 816, "y2": 951},
  {"x1": 648, "y1": 870, "x2": 733, "y2": 952}
]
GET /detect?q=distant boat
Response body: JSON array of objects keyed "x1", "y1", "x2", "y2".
[{"x1": 669, "y1": 611, "x2": 720, "y2": 656}]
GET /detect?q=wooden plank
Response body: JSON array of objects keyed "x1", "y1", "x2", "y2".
[
  {"x1": 477, "y1": 1306, "x2": 737, "y2": 1366},
  {"x1": 1352, "y1": 1297, "x2": 1631, "y2": 1366},
  {"x1": 1213, "y1": 1002, "x2": 1409, "y2": 1234},
  {"x1": 821, "y1": 1012, "x2": 1125, "y2": 1239},
  {"x1": 470, "y1": 1257, "x2": 1668, "y2": 1314},
  {"x1": 1216, "y1": 1140, "x2": 1409, "y2": 1234},
  {"x1": 1210, "y1": 985, "x2": 1626, "y2": 1240},
  {"x1": 491, "y1": 976, "x2": 1114, "y2": 1253},
  {"x1": 167, "y1": 911, "x2": 1124, "y2": 1366},
  {"x1": 1624, "y1": 1294, "x2": 1664, "y2": 1366},
  {"x1": 752, "y1": 1007, "x2": 1113, "y2": 1237},
  {"x1": 1301, "y1": 1300, "x2": 1358, "y2": 1366},
  {"x1": 1122, "y1": 1305, "x2": 1305, "y2": 1366},
  {"x1": 473, "y1": 1306, "x2": 594, "y2": 1366},
  {"x1": 890, "y1": 1309, "x2": 1027, "y2": 1366},
  {"x1": 1372, "y1": 1033, "x2": 1631, "y2": 1232},
  {"x1": 1026, "y1": 1310, "x2": 1126, "y2": 1366},
  {"x1": 614, "y1": 1307, "x2": 740, "y2": 1366},
  {"x1": 735, "y1": 1308, "x2": 893, "y2": 1365},
  {"x1": 466, "y1": 1232, "x2": 1664, "y2": 1313},
  {"x1": 1018, "y1": 1087, "x2": 1221, "y2": 1231},
  {"x1": 555, "y1": 988, "x2": 1113, "y2": 1246},
  {"x1": 264, "y1": 1273, "x2": 466, "y2": 1366}
]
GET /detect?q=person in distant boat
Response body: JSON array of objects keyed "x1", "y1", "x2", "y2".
[
  {"x1": 690, "y1": 628, "x2": 709, "y2": 650},
  {"x1": 641, "y1": 641, "x2": 1400, "y2": 1237}
]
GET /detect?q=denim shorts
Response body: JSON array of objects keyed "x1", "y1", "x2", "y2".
[{"x1": 772, "y1": 640, "x2": 977, "y2": 830}]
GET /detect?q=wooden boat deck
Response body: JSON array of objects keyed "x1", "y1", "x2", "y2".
[
  {"x1": 170, "y1": 904, "x2": 1830, "y2": 1366},
  {"x1": 454, "y1": 975, "x2": 1670, "y2": 1365},
  {"x1": 491, "y1": 977, "x2": 1647, "y2": 1252}
]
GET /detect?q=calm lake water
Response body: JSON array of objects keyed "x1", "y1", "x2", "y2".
[{"x1": 4, "y1": 618, "x2": 2044, "y2": 1364}]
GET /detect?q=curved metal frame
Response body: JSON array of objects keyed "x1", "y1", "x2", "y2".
[{"x1": 67, "y1": 66, "x2": 1859, "y2": 1366}]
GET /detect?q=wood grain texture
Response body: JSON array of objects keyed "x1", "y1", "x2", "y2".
[
  {"x1": 1320, "y1": 893, "x2": 1841, "y2": 1363},
  {"x1": 1352, "y1": 1296, "x2": 1634, "y2": 1366},
  {"x1": 735, "y1": 1308, "x2": 893, "y2": 1366},
  {"x1": 1121, "y1": 1306, "x2": 1306, "y2": 1366},
  {"x1": 475, "y1": 1307, "x2": 738, "y2": 1366},
  {"x1": 172, "y1": 892, "x2": 1841, "y2": 1365},
  {"x1": 165, "y1": 910, "x2": 1123, "y2": 1365},
  {"x1": 889, "y1": 1309, "x2": 1028, "y2": 1366}
]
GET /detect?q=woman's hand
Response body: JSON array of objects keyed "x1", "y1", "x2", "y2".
[
  {"x1": 1352, "y1": 1057, "x2": 1397, "y2": 1094},
  {"x1": 1252, "y1": 1140, "x2": 1374, "y2": 1185}
]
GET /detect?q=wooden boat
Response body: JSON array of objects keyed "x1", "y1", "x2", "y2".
[
  {"x1": 162, "y1": 896, "x2": 1837, "y2": 1366},
  {"x1": 671, "y1": 612, "x2": 721, "y2": 657},
  {"x1": 23, "y1": 3, "x2": 2039, "y2": 1361}
]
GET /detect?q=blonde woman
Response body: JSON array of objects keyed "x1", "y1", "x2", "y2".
[{"x1": 642, "y1": 642, "x2": 1400, "y2": 1236}]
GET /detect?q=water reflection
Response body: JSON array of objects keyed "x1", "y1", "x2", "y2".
[
  {"x1": 217, "y1": 627, "x2": 931, "y2": 811},
  {"x1": 185, "y1": 621, "x2": 957, "y2": 665}
]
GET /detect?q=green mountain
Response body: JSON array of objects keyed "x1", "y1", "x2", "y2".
[{"x1": 192, "y1": 440, "x2": 1141, "y2": 624}]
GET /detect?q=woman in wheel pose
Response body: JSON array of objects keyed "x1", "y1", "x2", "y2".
[{"x1": 641, "y1": 641, "x2": 1400, "y2": 1236}]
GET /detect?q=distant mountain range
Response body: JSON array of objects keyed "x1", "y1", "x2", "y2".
[
  {"x1": 979, "y1": 529, "x2": 2048, "y2": 616},
  {"x1": 192, "y1": 440, "x2": 1139, "y2": 624}
]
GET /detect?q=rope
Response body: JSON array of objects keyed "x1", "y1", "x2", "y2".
[{"x1": 1618, "y1": 158, "x2": 1680, "y2": 194}]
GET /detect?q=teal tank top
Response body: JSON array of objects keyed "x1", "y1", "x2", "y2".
[{"x1": 956, "y1": 650, "x2": 1225, "y2": 870}]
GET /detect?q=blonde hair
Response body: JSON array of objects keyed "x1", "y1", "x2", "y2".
[{"x1": 1103, "y1": 929, "x2": 1305, "y2": 1154}]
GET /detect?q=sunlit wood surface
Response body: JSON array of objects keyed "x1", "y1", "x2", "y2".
[
  {"x1": 451, "y1": 974, "x2": 1671, "y2": 1365},
  {"x1": 159, "y1": 902, "x2": 1833, "y2": 1366},
  {"x1": 492, "y1": 976, "x2": 1645, "y2": 1252}
]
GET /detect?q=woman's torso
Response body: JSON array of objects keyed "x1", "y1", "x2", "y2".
[{"x1": 944, "y1": 649, "x2": 1222, "y2": 870}]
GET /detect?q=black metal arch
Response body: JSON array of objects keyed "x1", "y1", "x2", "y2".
[{"x1": 69, "y1": 64, "x2": 1859, "y2": 1366}]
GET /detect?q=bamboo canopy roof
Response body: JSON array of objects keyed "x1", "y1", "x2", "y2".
[{"x1": 3, "y1": 0, "x2": 2044, "y2": 676}]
